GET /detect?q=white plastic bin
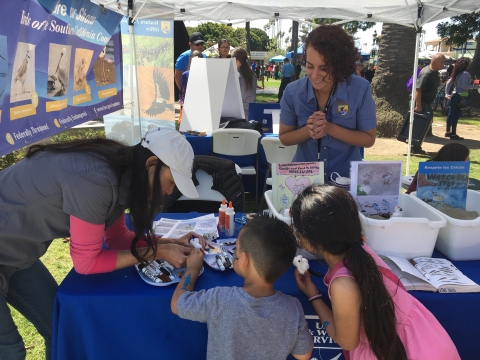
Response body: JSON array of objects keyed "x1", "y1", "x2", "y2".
[
  {"x1": 412, "y1": 190, "x2": 480, "y2": 261},
  {"x1": 359, "y1": 193, "x2": 446, "y2": 258},
  {"x1": 264, "y1": 190, "x2": 291, "y2": 224},
  {"x1": 264, "y1": 190, "x2": 318, "y2": 260}
]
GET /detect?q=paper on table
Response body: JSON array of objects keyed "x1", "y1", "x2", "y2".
[{"x1": 153, "y1": 214, "x2": 219, "y2": 239}]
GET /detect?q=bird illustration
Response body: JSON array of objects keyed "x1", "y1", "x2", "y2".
[
  {"x1": 373, "y1": 202, "x2": 389, "y2": 214},
  {"x1": 74, "y1": 57, "x2": 87, "y2": 89},
  {"x1": 382, "y1": 171, "x2": 393, "y2": 184},
  {"x1": 432, "y1": 192, "x2": 444, "y2": 202},
  {"x1": 144, "y1": 68, "x2": 174, "y2": 117},
  {"x1": 50, "y1": 48, "x2": 68, "y2": 96},
  {"x1": 14, "y1": 50, "x2": 30, "y2": 93},
  {"x1": 362, "y1": 171, "x2": 371, "y2": 185},
  {"x1": 98, "y1": 46, "x2": 108, "y2": 85}
]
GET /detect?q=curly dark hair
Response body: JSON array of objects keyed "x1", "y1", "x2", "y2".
[
  {"x1": 451, "y1": 57, "x2": 470, "y2": 83},
  {"x1": 304, "y1": 25, "x2": 359, "y2": 83}
]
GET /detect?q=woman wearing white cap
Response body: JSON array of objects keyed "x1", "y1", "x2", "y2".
[{"x1": 0, "y1": 127, "x2": 203, "y2": 359}]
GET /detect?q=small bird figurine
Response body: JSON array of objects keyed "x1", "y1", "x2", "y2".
[
  {"x1": 391, "y1": 206, "x2": 403, "y2": 218},
  {"x1": 293, "y1": 255, "x2": 309, "y2": 275},
  {"x1": 189, "y1": 238, "x2": 203, "y2": 250},
  {"x1": 14, "y1": 50, "x2": 30, "y2": 93},
  {"x1": 373, "y1": 202, "x2": 389, "y2": 213}
]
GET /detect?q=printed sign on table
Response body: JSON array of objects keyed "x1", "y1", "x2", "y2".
[
  {"x1": 0, "y1": 0, "x2": 123, "y2": 156},
  {"x1": 416, "y1": 161, "x2": 470, "y2": 211}
]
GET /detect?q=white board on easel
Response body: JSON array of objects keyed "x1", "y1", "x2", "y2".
[{"x1": 180, "y1": 58, "x2": 244, "y2": 135}]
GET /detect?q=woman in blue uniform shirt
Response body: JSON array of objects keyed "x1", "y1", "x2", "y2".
[{"x1": 279, "y1": 25, "x2": 376, "y2": 182}]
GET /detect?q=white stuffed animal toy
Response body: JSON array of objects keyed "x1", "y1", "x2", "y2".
[
  {"x1": 293, "y1": 255, "x2": 310, "y2": 275},
  {"x1": 189, "y1": 238, "x2": 203, "y2": 249}
]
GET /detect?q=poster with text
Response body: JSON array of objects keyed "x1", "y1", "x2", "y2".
[{"x1": 0, "y1": 0, "x2": 123, "y2": 156}]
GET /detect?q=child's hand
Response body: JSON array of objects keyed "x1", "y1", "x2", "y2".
[
  {"x1": 186, "y1": 249, "x2": 204, "y2": 272},
  {"x1": 294, "y1": 268, "x2": 319, "y2": 298}
]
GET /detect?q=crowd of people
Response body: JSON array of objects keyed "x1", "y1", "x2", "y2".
[{"x1": 2, "y1": 23, "x2": 478, "y2": 360}]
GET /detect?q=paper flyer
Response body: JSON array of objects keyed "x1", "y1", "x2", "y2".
[{"x1": 153, "y1": 214, "x2": 219, "y2": 239}]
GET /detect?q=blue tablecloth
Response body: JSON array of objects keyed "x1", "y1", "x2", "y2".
[{"x1": 52, "y1": 213, "x2": 480, "y2": 360}]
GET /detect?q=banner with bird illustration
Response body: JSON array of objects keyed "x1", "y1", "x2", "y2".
[
  {"x1": 0, "y1": 0, "x2": 123, "y2": 157},
  {"x1": 103, "y1": 17, "x2": 174, "y2": 145}
]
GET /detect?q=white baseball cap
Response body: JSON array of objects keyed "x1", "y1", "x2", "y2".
[{"x1": 141, "y1": 127, "x2": 199, "y2": 198}]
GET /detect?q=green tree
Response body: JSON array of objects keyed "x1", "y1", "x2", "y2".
[
  {"x1": 196, "y1": 22, "x2": 235, "y2": 47},
  {"x1": 437, "y1": 14, "x2": 480, "y2": 107},
  {"x1": 250, "y1": 28, "x2": 269, "y2": 51},
  {"x1": 232, "y1": 27, "x2": 246, "y2": 48},
  {"x1": 371, "y1": 24, "x2": 416, "y2": 137}
]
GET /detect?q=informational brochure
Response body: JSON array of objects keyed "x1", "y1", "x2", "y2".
[
  {"x1": 153, "y1": 214, "x2": 219, "y2": 239},
  {"x1": 416, "y1": 161, "x2": 470, "y2": 211},
  {"x1": 349, "y1": 161, "x2": 402, "y2": 216}
]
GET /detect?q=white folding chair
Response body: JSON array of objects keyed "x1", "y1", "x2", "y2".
[
  {"x1": 211, "y1": 129, "x2": 261, "y2": 211},
  {"x1": 260, "y1": 137, "x2": 297, "y2": 210}
]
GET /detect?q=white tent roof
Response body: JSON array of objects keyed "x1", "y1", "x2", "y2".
[{"x1": 98, "y1": 0, "x2": 480, "y2": 29}]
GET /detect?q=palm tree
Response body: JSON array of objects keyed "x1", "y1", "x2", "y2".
[{"x1": 371, "y1": 24, "x2": 416, "y2": 137}]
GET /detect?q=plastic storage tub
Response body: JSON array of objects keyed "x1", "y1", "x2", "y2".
[
  {"x1": 264, "y1": 190, "x2": 291, "y2": 224},
  {"x1": 412, "y1": 190, "x2": 480, "y2": 261},
  {"x1": 359, "y1": 193, "x2": 446, "y2": 258}
]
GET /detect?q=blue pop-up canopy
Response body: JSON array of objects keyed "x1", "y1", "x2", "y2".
[
  {"x1": 286, "y1": 46, "x2": 304, "y2": 58},
  {"x1": 269, "y1": 55, "x2": 286, "y2": 62}
]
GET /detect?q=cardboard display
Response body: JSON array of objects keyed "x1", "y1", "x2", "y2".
[{"x1": 180, "y1": 58, "x2": 244, "y2": 135}]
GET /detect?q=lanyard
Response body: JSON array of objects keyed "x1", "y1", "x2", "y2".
[{"x1": 315, "y1": 84, "x2": 336, "y2": 162}]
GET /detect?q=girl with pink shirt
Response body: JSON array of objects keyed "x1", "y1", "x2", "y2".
[{"x1": 291, "y1": 184, "x2": 460, "y2": 360}]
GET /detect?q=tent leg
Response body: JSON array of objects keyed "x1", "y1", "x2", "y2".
[{"x1": 406, "y1": 30, "x2": 422, "y2": 176}]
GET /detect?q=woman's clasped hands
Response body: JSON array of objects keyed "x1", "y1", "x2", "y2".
[{"x1": 307, "y1": 111, "x2": 329, "y2": 140}]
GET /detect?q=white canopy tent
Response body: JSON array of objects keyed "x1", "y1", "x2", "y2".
[{"x1": 95, "y1": 0, "x2": 480, "y2": 172}]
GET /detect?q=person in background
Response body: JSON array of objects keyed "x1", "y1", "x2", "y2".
[
  {"x1": 217, "y1": 39, "x2": 231, "y2": 59},
  {"x1": 171, "y1": 215, "x2": 313, "y2": 360},
  {"x1": 233, "y1": 47, "x2": 257, "y2": 119},
  {"x1": 365, "y1": 63, "x2": 375, "y2": 83},
  {"x1": 258, "y1": 65, "x2": 265, "y2": 89},
  {"x1": 406, "y1": 142, "x2": 470, "y2": 194},
  {"x1": 278, "y1": 57, "x2": 295, "y2": 102},
  {"x1": 174, "y1": 32, "x2": 206, "y2": 90},
  {"x1": 179, "y1": 50, "x2": 204, "y2": 120},
  {"x1": 274, "y1": 63, "x2": 280, "y2": 80},
  {"x1": 413, "y1": 53, "x2": 446, "y2": 153},
  {"x1": 355, "y1": 63, "x2": 366, "y2": 78},
  {"x1": 292, "y1": 184, "x2": 460, "y2": 360},
  {"x1": 296, "y1": 60, "x2": 302, "y2": 79},
  {"x1": 444, "y1": 57, "x2": 480, "y2": 140},
  {"x1": 279, "y1": 25, "x2": 376, "y2": 183},
  {"x1": 251, "y1": 60, "x2": 257, "y2": 74},
  {"x1": 0, "y1": 127, "x2": 204, "y2": 359}
]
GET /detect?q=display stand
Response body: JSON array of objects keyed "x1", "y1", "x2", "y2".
[{"x1": 180, "y1": 58, "x2": 244, "y2": 135}]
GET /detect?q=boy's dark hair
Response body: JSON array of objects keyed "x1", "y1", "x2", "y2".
[{"x1": 238, "y1": 215, "x2": 296, "y2": 284}]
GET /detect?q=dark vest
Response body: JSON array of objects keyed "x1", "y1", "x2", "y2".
[{"x1": 161, "y1": 155, "x2": 245, "y2": 213}]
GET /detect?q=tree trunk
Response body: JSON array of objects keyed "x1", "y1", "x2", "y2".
[
  {"x1": 468, "y1": 33, "x2": 480, "y2": 109},
  {"x1": 371, "y1": 24, "x2": 417, "y2": 138}
]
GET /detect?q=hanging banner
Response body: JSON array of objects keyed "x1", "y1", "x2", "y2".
[
  {"x1": 0, "y1": 0, "x2": 123, "y2": 156},
  {"x1": 104, "y1": 18, "x2": 174, "y2": 145}
]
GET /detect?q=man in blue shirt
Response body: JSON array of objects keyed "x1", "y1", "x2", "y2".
[
  {"x1": 278, "y1": 58, "x2": 294, "y2": 102},
  {"x1": 174, "y1": 32, "x2": 207, "y2": 90}
]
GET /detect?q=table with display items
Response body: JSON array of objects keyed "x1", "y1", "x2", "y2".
[{"x1": 51, "y1": 212, "x2": 480, "y2": 360}]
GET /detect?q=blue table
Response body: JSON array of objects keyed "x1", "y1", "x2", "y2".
[{"x1": 52, "y1": 213, "x2": 480, "y2": 360}]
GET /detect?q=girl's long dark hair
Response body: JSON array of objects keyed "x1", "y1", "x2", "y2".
[
  {"x1": 233, "y1": 47, "x2": 255, "y2": 90},
  {"x1": 451, "y1": 57, "x2": 470, "y2": 83},
  {"x1": 291, "y1": 185, "x2": 407, "y2": 360},
  {"x1": 26, "y1": 138, "x2": 164, "y2": 264}
]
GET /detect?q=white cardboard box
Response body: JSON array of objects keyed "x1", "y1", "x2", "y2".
[
  {"x1": 359, "y1": 193, "x2": 446, "y2": 258},
  {"x1": 412, "y1": 190, "x2": 480, "y2": 261}
]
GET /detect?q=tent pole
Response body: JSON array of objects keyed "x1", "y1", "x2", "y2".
[
  {"x1": 406, "y1": 28, "x2": 422, "y2": 176},
  {"x1": 128, "y1": 0, "x2": 136, "y2": 145},
  {"x1": 292, "y1": 21, "x2": 299, "y2": 80}
]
